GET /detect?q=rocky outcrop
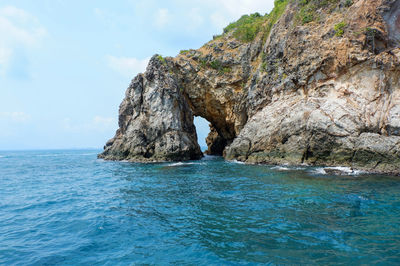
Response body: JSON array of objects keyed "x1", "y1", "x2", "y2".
[
  {"x1": 100, "y1": 0, "x2": 400, "y2": 174},
  {"x1": 98, "y1": 57, "x2": 202, "y2": 162},
  {"x1": 205, "y1": 125, "x2": 228, "y2": 155}
]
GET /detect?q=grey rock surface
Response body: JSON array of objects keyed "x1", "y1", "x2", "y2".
[{"x1": 98, "y1": 55, "x2": 202, "y2": 162}]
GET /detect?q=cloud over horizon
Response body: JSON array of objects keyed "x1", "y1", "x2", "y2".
[
  {"x1": 62, "y1": 116, "x2": 116, "y2": 133},
  {"x1": 0, "y1": 111, "x2": 31, "y2": 122},
  {"x1": 0, "y1": 5, "x2": 46, "y2": 76},
  {"x1": 106, "y1": 55, "x2": 150, "y2": 78}
]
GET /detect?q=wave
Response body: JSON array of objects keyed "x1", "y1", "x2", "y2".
[
  {"x1": 36, "y1": 154, "x2": 66, "y2": 157},
  {"x1": 201, "y1": 155, "x2": 221, "y2": 160},
  {"x1": 79, "y1": 153, "x2": 98, "y2": 156},
  {"x1": 271, "y1": 165, "x2": 306, "y2": 171},
  {"x1": 228, "y1": 160, "x2": 245, "y2": 164},
  {"x1": 272, "y1": 166, "x2": 301, "y2": 171},
  {"x1": 166, "y1": 162, "x2": 201, "y2": 167},
  {"x1": 312, "y1": 166, "x2": 364, "y2": 176}
]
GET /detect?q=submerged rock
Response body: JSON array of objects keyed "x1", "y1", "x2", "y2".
[{"x1": 100, "y1": 0, "x2": 400, "y2": 174}]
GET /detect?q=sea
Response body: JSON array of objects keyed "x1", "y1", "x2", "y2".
[{"x1": 1, "y1": 149, "x2": 400, "y2": 265}]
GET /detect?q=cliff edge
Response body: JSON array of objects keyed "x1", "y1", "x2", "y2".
[{"x1": 99, "y1": 0, "x2": 400, "y2": 174}]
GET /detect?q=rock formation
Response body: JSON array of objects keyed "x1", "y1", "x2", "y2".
[
  {"x1": 99, "y1": 0, "x2": 400, "y2": 174},
  {"x1": 99, "y1": 57, "x2": 202, "y2": 162}
]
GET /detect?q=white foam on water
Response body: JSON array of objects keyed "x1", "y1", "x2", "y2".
[
  {"x1": 201, "y1": 155, "x2": 220, "y2": 160},
  {"x1": 313, "y1": 167, "x2": 327, "y2": 175},
  {"x1": 272, "y1": 166, "x2": 291, "y2": 171},
  {"x1": 357, "y1": 195, "x2": 369, "y2": 201},
  {"x1": 272, "y1": 165, "x2": 306, "y2": 171},
  {"x1": 79, "y1": 153, "x2": 98, "y2": 156},
  {"x1": 167, "y1": 162, "x2": 200, "y2": 167},
  {"x1": 36, "y1": 154, "x2": 63, "y2": 157},
  {"x1": 229, "y1": 160, "x2": 245, "y2": 164},
  {"x1": 312, "y1": 166, "x2": 364, "y2": 176}
]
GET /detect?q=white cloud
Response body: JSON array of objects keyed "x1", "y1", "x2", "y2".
[
  {"x1": 0, "y1": 111, "x2": 31, "y2": 122},
  {"x1": 106, "y1": 55, "x2": 149, "y2": 77},
  {"x1": 63, "y1": 116, "x2": 116, "y2": 133},
  {"x1": 154, "y1": 8, "x2": 170, "y2": 28},
  {"x1": 0, "y1": 6, "x2": 46, "y2": 75},
  {"x1": 210, "y1": 12, "x2": 229, "y2": 30},
  {"x1": 211, "y1": 0, "x2": 274, "y2": 18},
  {"x1": 93, "y1": 7, "x2": 119, "y2": 28},
  {"x1": 92, "y1": 116, "x2": 115, "y2": 128},
  {"x1": 0, "y1": 47, "x2": 12, "y2": 66},
  {"x1": 94, "y1": 7, "x2": 103, "y2": 17},
  {"x1": 186, "y1": 8, "x2": 204, "y2": 30}
]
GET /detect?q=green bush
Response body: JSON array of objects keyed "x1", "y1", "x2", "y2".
[
  {"x1": 199, "y1": 58, "x2": 208, "y2": 69},
  {"x1": 221, "y1": 0, "x2": 288, "y2": 42},
  {"x1": 261, "y1": 62, "x2": 268, "y2": 72},
  {"x1": 157, "y1": 55, "x2": 167, "y2": 65},
  {"x1": 197, "y1": 58, "x2": 232, "y2": 74},
  {"x1": 297, "y1": 0, "x2": 340, "y2": 24},
  {"x1": 263, "y1": 0, "x2": 289, "y2": 39},
  {"x1": 223, "y1": 13, "x2": 265, "y2": 42},
  {"x1": 344, "y1": 0, "x2": 353, "y2": 7},
  {"x1": 300, "y1": 7, "x2": 314, "y2": 24},
  {"x1": 212, "y1": 34, "x2": 222, "y2": 40},
  {"x1": 222, "y1": 67, "x2": 232, "y2": 74},
  {"x1": 334, "y1": 21, "x2": 347, "y2": 37},
  {"x1": 210, "y1": 60, "x2": 222, "y2": 70}
]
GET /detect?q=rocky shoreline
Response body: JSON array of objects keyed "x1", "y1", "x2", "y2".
[{"x1": 99, "y1": 0, "x2": 400, "y2": 175}]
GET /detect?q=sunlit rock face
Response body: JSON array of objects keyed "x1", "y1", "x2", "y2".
[{"x1": 100, "y1": 0, "x2": 400, "y2": 174}]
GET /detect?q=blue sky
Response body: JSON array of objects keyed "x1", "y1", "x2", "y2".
[{"x1": 0, "y1": 0, "x2": 275, "y2": 150}]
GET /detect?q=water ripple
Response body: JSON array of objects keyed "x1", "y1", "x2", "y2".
[{"x1": 0, "y1": 150, "x2": 400, "y2": 264}]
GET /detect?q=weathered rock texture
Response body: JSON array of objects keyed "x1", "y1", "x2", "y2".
[
  {"x1": 99, "y1": 58, "x2": 202, "y2": 161},
  {"x1": 100, "y1": 0, "x2": 400, "y2": 174}
]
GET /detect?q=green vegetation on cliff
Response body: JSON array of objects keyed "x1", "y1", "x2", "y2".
[
  {"x1": 221, "y1": 0, "x2": 289, "y2": 42},
  {"x1": 296, "y1": 0, "x2": 343, "y2": 25},
  {"x1": 214, "y1": 0, "x2": 354, "y2": 42},
  {"x1": 334, "y1": 21, "x2": 347, "y2": 37}
]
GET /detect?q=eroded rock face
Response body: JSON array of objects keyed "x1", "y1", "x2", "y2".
[
  {"x1": 98, "y1": 56, "x2": 202, "y2": 162},
  {"x1": 383, "y1": 0, "x2": 400, "y2": 46},
  {"x1": 224, "y1": 58, "x2": 400, "y2": 173},
  {"x1": 100, "y1": 0, "x2": 400, "y2": 173},
  {"x1": 205, "y1": 125, "x2": 227, "y2": 155}
]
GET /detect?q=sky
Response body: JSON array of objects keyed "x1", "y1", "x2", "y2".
[{"x1": 0, "y1": 0, "x2": 275, "y2": 150}]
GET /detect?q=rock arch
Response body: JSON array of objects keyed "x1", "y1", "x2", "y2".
[{"x1": 99, "y1": 0, "x2": 400, "y2": 174}]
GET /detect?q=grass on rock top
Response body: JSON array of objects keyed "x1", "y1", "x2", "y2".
[{"x1": 220, "y1": 0, "x2": 289, "y2": 42}]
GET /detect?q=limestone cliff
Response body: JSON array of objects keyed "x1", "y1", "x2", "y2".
[{"x1": 99, "y1": 0, "x2": 400, "y2": 174}]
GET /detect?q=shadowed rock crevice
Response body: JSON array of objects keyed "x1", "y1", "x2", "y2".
[
  {"x1": 205, "y1": 125, "x2": 229, "y2": 156},
  {"x1": 383, "y1": 0, "x2": 400, "y2": 47}
]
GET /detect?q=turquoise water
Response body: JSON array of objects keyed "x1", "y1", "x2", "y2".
[{"x1": 1, "y1": 150, "x2": 400, "y2": 265}]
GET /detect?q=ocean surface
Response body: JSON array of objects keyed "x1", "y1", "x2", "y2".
[{"x1": 1, "y1": 149, "x2": 400, "y2": 265}]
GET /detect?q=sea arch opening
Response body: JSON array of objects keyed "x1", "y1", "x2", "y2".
[{"x1": 193, "y1": 116, "x2": 229, "y2": 156}]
